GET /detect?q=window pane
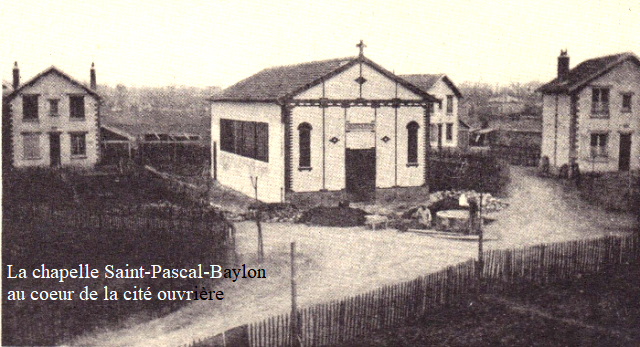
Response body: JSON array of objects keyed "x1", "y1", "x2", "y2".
[
  {"x1": 407, "y1": 122, "x2": 418, "y2": 163},
  {"x1": 70, "y1": 96, "x2": 85, "y2": 118},
  {"x1": 23, "y1": 95, "x2": 38, "y2": 119},
  {"x1": 446, "y1": 95, "x2": 453, "y2": 113},
  {"x1": 256, "y1": 122, "x2": 268, "y2": 162},
  {"x1": 601, "y1": 89, "x2": 609, "y2": 103},
  {"x1": 446, "y1": 123, "x2": 453, "y2": 140},
  {"x1": 299, "y1": 124, "x2": 311, "y2": 167},
  {"x1": 623, "y1": 94, "x2": 632, "y2": 109},
  {"x1": 592, "y1": 89, "x2": 599, "y2": 102},
  {"x1": 71, "y1": 134, "x2": 86, "y2": 155},
  {"x1": 590, "y1": 134, "x2": 598, "y2": 147},
  {"x1": 23, "y1": 134, "x2": 40, "y2": 159}
]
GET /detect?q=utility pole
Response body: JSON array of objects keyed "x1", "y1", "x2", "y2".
[{"x1": 251, "y1": 176, "x2": 264, "y2": 262}]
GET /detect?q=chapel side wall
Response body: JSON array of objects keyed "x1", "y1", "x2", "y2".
[
  {"x1": 576, "y1": 60, "x2": 640, "y2": 172},
  {"x1": 10, "y1": 73, "x2": 100, "y2": 168},
  {"x1": 211, "y1": 102, "x2": 284, "y2": 203}
]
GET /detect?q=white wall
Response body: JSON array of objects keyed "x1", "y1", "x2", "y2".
[
  {"x1": 428, "y1": 78, "x2": 459, "y2": 148},
  {"x1": 211, "y1": 102, "x2": 284, "y2": 202},
  {"x1": 576, "y1": 60, "x2": 640, "y2": 172},
  {"x1": 541, "y1": 94, "x2": 571, "y2": 168},
  {"x1": 10, "y1": 72, "x2": 100, "y2": 168}
]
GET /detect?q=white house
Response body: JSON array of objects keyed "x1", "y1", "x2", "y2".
[
  {"x1": 210, "y1": 47, "x2": 439, "y2": 203},
  {"x1": 401, "y1": 74, "x2": 465, "y2": 149},
  {"x1": 538, "y1": 51, "x2": 640, "y2": 174},
  {"x1": 3, "y1": 62, "x2": 101, "y2": 168}
]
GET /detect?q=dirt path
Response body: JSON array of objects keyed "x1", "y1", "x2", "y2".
[{"x1": 484, "y1": 166, "x2": 636, "y2": 248}]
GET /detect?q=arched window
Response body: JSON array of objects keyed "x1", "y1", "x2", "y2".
[
  {"x1": 407, "y1": 121, "x2": 419, "y2": 165},
  {"x1": 298, "y1": 122, "x2": 312, "y2": 168}
]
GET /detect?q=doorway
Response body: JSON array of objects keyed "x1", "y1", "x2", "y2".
[
  {"x1": 345, "y1": 148, "x2": 376, "y2": 202},
  {"x1": 49, "y1": 133, "x2": 61, "y2": 167},
  {"x1": 618, "y1": 133, "x2": 631, "y2": 171}
]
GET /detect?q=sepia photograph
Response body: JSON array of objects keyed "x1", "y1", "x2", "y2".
[{"x1": 1, "y1": 0, "x2": 639, "y2": 346}]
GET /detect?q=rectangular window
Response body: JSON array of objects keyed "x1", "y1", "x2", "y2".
[
  {"x1": 70, "y1": 133, "x2": 86, "y2": 156},
  {"x1": 23, "y1": 95, "x2": 39, "y2": 121},
  {"x1": 219, "y1": 119, "x2": 268, "y2": 162},
  {"x1": 590, "y1": 133, "x2": 608, "y2": 158},
  {"x1": 622, "y1": 94, "x2": 632, "y2": 112},
  {"x1": 70, "y1": 95, "x2": 85, "y2": 119},
  {"x1": 591, "y1": 87, "x2": 609, "y2": 116},
  {"x1": 446, "y1": 95, "x2": 454, "y2": 114},
  {"x1": 22, "y1": 133, "x2": 41, "y2": 159},
  {"x1": 430, "y1": 124, "x2": 438, "y2": 142},
  {"x1": 49, "y1": 99, "x2": 59, "y2": 116},
  {"x1": 446, "y1": 123, "x2": 453, "y2": 141},
  {"x1": 255, "y1": 122, "x2": 269, "y2": 162}
]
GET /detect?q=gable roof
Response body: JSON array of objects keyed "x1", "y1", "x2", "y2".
[
  {"x1": 538, "y1": 52, "x2": 640, "y2": 94},
  {"x1": 4, "y1": 66, "x2": 101, "y2": 101},
  {"x1": 211, "y1": 56, "x2": 439, "y2": 103},
  {"x1": 2, "y1": 80, "x2": 13, "y2": 96},
  {"x1": 401, "y1": 74, "x2": 463, "y2": 98}
]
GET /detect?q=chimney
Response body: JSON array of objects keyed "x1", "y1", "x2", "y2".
[
  {"x1": 12, "y1": 61, "x2": 20, "y2": 90},
  {"x1": 90, "y1": 62, "x2": 96, "y2": 90},
  {"x1": 557, "y1": 50, "x2": 570, "y2": 80}
]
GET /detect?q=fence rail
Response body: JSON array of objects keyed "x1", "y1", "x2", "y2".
[{"x1": 187, "y1": 233, "x2": 639, "y2": 347}]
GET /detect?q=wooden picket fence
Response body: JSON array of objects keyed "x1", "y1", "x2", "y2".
[{"x1": 187, "y1": 233, "x2": 639, "y2": 347}]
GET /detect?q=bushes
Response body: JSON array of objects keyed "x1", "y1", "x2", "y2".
[{"x1": 429, "y1": 149, "x2": 510, "y2": 194}]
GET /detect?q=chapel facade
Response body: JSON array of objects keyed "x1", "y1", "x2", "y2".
[{"x1": 210, "y1": 43, "x2": 438, "y2": 203}]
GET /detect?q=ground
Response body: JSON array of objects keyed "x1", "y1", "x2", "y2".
[
  {"x1": 71, "y1": 167, "x2": 637, "y2": 346},
  {"x1": 336, "y1": 264, "x2": 640, "y2": 347}
]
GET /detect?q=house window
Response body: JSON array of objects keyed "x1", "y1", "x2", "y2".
[
  {"x1": 591, "y1": 87, "x2": 609, "y2": 116},
  {"x1": 298, "y1": 123, "x2": 312, "y2": 169},
  {"x1": 70, "y1": 133, "x2": 87, "y2": 156},
  {"x1": 70, "y1": 95, "x2": 85, "y2": 119},
  {"x1": 23, "y1": 95, "x2": 39, "y2": 121},
  {"x1": 49, "y1": 99, "x2": 59, "y2": 116},
  {"x1": 22, "y1": 133, "x2": 41, "y2": 159},
  {"x1": 446, "y1": 123, "x2": 453, "y2": 141},
  {"x1": 446, "y1": 95, "x2": 454, "y2": 114},
  {"x1": 220, "y1": 119, "x2": 268, "y2": 162},
  {"x1": 430, "y1": 124, "x2": 438, "y2": 142},
  {"x1": 590, "y1": 133, "x2": 608, "y2": 158},
  {"x1": 407, "y1": 121, "x2": 419, "y2": 165},
  {"x1": 622, "y1": 94, "x2": 632, "y2": 113}
]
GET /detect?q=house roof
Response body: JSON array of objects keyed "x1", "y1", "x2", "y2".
[
  {"x1": 538, "y1": 52, "x2": 640, "y2": 94},
  {"x1": 4, "y1": 66, "x2": 101, "y2": 101},
  {"x1": 400, "y1": 74, "x2": 463, "y2": 98},
  {"x1": 102, "y1": 121, "x2": 209, "y2": 142},
  {"x1": 2, "y1": 80, "x2": 13, "y2": 96},
  {"x1": 211, "y1": 56, "x2": 439, "y2": 103}
]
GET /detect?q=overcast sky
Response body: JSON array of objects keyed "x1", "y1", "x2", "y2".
[{"x1": 2, "y1": 0, "x2": 638, "y2": 89}]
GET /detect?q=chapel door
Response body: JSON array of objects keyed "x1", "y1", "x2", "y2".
[
  {"x1": 618, "y1": 134, "x2": 631, "y2": 171},
  {"x1": 345, "y1": 148, "x2": 376, "y2": 202},
  {"x1": 49, "y1": 133, "x2": 61, "y2": 167}
]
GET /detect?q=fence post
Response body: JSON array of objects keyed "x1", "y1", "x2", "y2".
[{"x1": 290, "y1": 242, "x2": 300, "y2": 347}]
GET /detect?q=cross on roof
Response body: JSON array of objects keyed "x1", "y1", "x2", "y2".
[{"x1": 356, "y1": 40, "x2": 366, "y2": 57}]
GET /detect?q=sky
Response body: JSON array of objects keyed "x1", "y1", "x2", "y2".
[{"x1": 1, "y1": 0, "x2": 639, "y2": 89}]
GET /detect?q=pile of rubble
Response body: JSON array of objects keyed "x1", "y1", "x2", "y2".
[{"x1": 429, "y1": 190, "x2": 509, "y2": 213}]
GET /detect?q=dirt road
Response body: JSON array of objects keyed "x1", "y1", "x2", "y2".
[{"x1": 73, "y1": 166, "x2": 636, "y2": 346}]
